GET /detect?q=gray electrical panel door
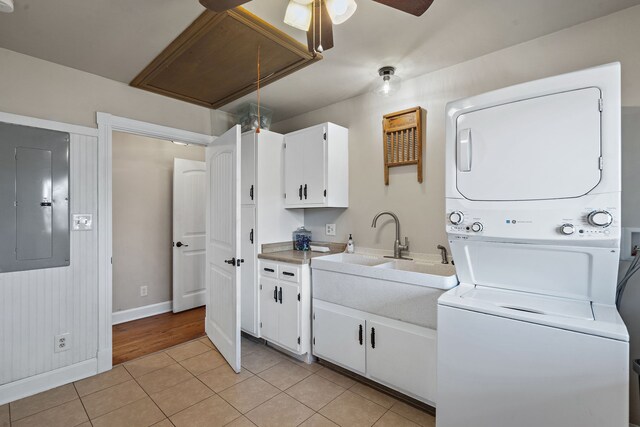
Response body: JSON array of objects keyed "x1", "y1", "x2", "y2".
[{"x1": 0, "y1": 122, "x2": 70, "y2": 273}]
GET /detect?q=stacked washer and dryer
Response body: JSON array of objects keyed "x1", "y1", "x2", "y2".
[{"x1": 437, "y1": 63, "x2": 630, "y2": 427}]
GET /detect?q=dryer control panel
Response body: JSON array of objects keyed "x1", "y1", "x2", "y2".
[{"x1": 446, "y1": 193, "x2": 620, "y2": 247}]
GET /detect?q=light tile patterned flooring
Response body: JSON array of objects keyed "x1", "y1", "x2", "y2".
[{"x1": 1, "y1": 337, "x2": 436, "y2": 427}]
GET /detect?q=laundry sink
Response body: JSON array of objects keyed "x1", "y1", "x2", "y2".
[{"x1": 311, "y1": 252, "x2": 458, "y2": 290}]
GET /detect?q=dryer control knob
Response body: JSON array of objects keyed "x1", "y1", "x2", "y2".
[
  {"x1": 560, "y1": 224, "x2": 575, "y2": 235},
  {"x1": 471, "y1": 222, "x2": 483, "y2": 232},
  {"x1": 587, "y1": 210, "x2": 613, "y2": 228},
  {"x1": 449, "y1": 211, "x2": 464, "y2": 225}
]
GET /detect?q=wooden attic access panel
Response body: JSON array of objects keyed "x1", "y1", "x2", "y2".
[{"x1": 131, "y1": 8, "x2": 320, "y2": 109}]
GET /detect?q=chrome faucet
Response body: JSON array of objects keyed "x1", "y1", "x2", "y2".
[
  {"x1": 437, "y1": 245, "x2": 449, "y2": 264},
  {"x1": 371, "y1": 211, "x2": 411, "y2": 260}
]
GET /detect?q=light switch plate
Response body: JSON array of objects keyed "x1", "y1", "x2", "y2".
[{"x1": 72, "y1": 214, "x2": 92, "y2": 231}]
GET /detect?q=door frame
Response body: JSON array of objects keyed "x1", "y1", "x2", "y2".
[{"x1": 96, "y1": 112, "x2": 215, "y2": 373}]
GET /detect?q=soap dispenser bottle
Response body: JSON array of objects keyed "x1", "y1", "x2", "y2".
[{"x1": 346, "y1": 234, "x2": 355, "y2": 254}]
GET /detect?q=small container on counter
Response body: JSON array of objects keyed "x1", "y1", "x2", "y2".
[{"x1": 293, "y1": 226, "x2": 312, "y2": 251}]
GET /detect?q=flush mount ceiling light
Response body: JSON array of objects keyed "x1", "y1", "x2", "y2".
[
  {"x1": 325, "y1": 0, "x2": 357, "y2": 25},
  {"x1": 0, "y1": 0, "x2": 14, "y2": 13},
  {"x1": 284, "y1": 0, "x2": 313, "y2": 31},
  {"x1": 375, "y1": 66, "x2": 401, "y2": 96}
]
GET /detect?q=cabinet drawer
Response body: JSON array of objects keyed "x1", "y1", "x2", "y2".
[
  {"x1": 279, "y1": 264, "x2": 301, "y2": 283},
  {"x1": 259, "y1": 261, "x2": 278, "y2": 278}
]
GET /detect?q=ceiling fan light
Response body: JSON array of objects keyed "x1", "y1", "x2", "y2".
[
  {"x1": 326, "y1": 0, "x2": 357, "y2": 25},
  {"x1": 284, "y1": 0, "x2": 313, "y2": 31}
]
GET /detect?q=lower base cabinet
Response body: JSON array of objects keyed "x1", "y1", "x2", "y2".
[
  {"x1": 312, "y1": 299, "x2": 437, "y2": 404},
  {"x1": 259, "y1": 260, "x2": 311, "y2": 356}
]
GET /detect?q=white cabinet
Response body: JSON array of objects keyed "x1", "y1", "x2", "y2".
[
  {"x1": 259, "y1": 260, "x2": 311, "y2": 356},
  {"x1": 313, "y1": 299, "x2": 437, "y2": 405},
  {"x1": 240, "y1": 131, "x2": 303, "y2": 337},
  {"x1": 284, "y1": 123, "x2": 348, "y2": 208},
  {"x1": 313, "y1": 306, "x2": 366, "y2": 375}
]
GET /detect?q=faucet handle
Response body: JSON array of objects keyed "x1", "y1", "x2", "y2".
[{"x1": 403, "y1": 237, "x2": 409, "y2": 249}]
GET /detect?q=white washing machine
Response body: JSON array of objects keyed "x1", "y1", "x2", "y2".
[{"x1": 437, "y1": 63, "x2": 629, "y2": 427}]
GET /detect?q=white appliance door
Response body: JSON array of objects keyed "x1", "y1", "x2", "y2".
[
  {"x1": 172, "y1": 158, "x2": 206, "y2": 313},
  {"x1": 205, "y1": 125, "x2": 242, "y2": 372},
  {"x1": 456, "y1": 87, "x2": 602, "y2": 201},
  {"x1": 437, "y1": 305, "x2": 628, "y2": 427}
]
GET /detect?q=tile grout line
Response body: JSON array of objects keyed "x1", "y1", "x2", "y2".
[{"x1": 72, "y1": 382, "x2": 92, "y2": 425}]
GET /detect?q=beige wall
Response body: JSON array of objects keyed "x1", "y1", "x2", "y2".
[
  {"x1": 272, "y1": 5, "x2": 640, "y2": 422},
  {"x1": 0, "y1": 47, "x2": 213, "y2": 134},
  {"x1": 112, "y1": 132, "x2": 205, "y2": 312}
]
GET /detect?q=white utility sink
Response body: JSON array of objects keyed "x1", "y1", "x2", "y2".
[{"x1": 311, "y1": 252, "x2": 458, "y2": 290}]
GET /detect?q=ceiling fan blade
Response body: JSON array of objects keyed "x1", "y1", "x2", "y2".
[
  {"x1": 372, "y1": 0, "x2": 435, "y2": 17},
  {"x1": 199, "y1": 0, "x2": 250, "y2": 12},
  {"x1": 307, "y1": 0, "x2": 334, "y2": 53}
]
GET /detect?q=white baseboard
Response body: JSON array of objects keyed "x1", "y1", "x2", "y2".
[
  {"x1": 0, "y1": 358, "x2": 97, "y2": 405},
  {"x1": 112, "y1": 301, "x2": 173, "y2": 325}
]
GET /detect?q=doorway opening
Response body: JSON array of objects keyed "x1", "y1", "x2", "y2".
[{"x1": 110, "y1": 131, "x2": 207, "y2": 364}]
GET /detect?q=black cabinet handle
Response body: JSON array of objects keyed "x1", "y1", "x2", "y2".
[
  {"x1": 176, "y1": 241, "x2": 189, "y2": 248},
  {"x1": 371, "y1": 327, "x2": 376, "y2": 349},
  {"x1": 249, "y1": 229, "x2": 254, "y2": 244},
  {"x1": 358, "y1": 324, "x2": 363, "y2": 345},
  {"x1": 40, "y1": 202, "x2": 52, "y2": 207},
  {"x1": 274, "y1": 286, "x2": 278, "y2": 302},
  {"x1": 224, "y1": 257, "x2": 236, "y2": 265},
  {"x1": 298, "y1": 185, "x2": 303, "y2": 200},
  {"x1": 236, "y1": 258, "x2": 245, "y2": 267},
  {"x1": 264, "y1": 267, "x2": 275, "y2": 273},
  {"x1": 303, "y1": 184, "x2": 308, "y2": 200},
  {"x1": 282, "y1": 272, "x2": 295, "y2": 277},
  {"x1": 278, "y1": 287, "x2": 283, "y2": 304},
  {"x1": 250, "y1": 185, "x2": 254, "y2": 200}
]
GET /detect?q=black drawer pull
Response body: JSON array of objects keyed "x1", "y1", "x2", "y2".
[
  {"x1": 358, "y1": 324, "x2": 363, "y2": 345},
  {"x1": 40, "y1": 202, "x2": 52, "y2": 207},
  {"x1": 250, "y1": 184, "x2": 254, "y2": 200},
  {"x1": 371, "y1": 327, "x2": 376, "y2": 349},
  {"x1": 263, "y1": 268, "x2": 275, "y2": 273},
  {"x1": 303, "y1": 184, "x2": 308, "y2": 199},
  {"x1": 250, "y1": 229, "x2": 254, "y2": 244},
  {"x1": 282, "y1": 272, "x2": 295, "y2": 277},
  {"x1": 278, "y1": 287, "x2": 283, "y2": 304},
  {"x1": 298, "y1": 185, "x2": 303, "y2": 200},
  {"x1": 273, "y1": 286, "x2": 278, "y2": 302}
]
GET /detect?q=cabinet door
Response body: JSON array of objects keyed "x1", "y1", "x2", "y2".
[
  {"x1": 241, "y1": 132, "x2": 256, "y2": 205},
  {"x1": 278, "y1": 281, "x2": 301, "y2": 352},
  {"x1": 240, "y1": 206, "x2": 256, "y2": 335},
  {"x1": 302, "y1": 126, "x2": 326, "y2": 204},
  {"x1": 259, "y1": 277, "x2": 279, "y2": 342},
  {"x1": 313, "y1": 305, "x2": 366, "y2": 374},
  {"x1": 367, "y1": 320, "x2": 437, "y2": 403},
  {"x1": 284, "y1": 133, "x2": 305, "y2": 206}
]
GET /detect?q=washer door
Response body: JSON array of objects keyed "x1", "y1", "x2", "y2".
[{"x1": 456, "y1": 87, "x2": 602, "y2": 201}]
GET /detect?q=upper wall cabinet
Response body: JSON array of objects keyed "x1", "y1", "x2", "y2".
[
  {"x1": 130, "y1": 8, "x2": 320, "y2": 109},
  {"x1": 284, "y1": 123, "x2": 348, "y2": 209}
]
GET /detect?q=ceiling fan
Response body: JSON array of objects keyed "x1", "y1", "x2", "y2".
[{"x1": 199, "y1": 0, "x2": 435, "y2": 54}]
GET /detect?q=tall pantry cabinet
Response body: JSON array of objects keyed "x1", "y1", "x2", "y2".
[{"x1": 240, "y1": 130, "x2": 303, "y2": 337}]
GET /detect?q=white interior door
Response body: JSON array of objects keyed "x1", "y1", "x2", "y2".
[
  {"x1": 206, "y1": 125, "x2": 242, "y2": 372},
  {"x1": 172, "y1": 158, "x2": 206, "y2": 313}
]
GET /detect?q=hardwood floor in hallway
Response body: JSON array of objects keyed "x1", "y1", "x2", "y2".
[{"x1": 112, "y1": 306, "x2": 205, "y2": 365}]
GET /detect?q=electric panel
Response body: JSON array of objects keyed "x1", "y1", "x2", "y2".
[{"x1": 0, "y1": 122, "x2": 70, "y2": 272}]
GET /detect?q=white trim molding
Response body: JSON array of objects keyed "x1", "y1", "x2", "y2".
[
  {"x1": 0, "y1": 359, "x2": 97, "y2": 406},
  {"x1": 112, "y1": 301, "x2": 174, "y2": 325},
  {"x1": 96, "y1": 112, "x2": 214, "y2": 374},
  {"x1": 0, "y1": 111, "x2": 98, "y2": 137}
]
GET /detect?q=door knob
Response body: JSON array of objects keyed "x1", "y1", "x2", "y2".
[
  {"x1": 176, "y1": 241, "x2": 189, "y2": 248},
  {"x1": 224, "y1": 257, "x2": 236, "y2": 265}
]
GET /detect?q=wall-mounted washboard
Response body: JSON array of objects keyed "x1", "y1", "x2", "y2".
[{"x1": 383, "y1": 107, "x2": 423, "y2": 185}]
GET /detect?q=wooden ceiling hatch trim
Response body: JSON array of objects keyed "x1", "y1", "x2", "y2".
[{"x1": 131, "y1": 7, "x2": 321, "y2": 109}]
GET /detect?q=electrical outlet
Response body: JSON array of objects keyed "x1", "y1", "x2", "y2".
[
  {"x1": 55, "y1": 333, "x2": 71, "y2": 353},
  {"x1": 326, "y1": 224, "x2": 336, "y2": 236},
  {"x1": 140, "y1": 285, "x2": 148, "y2": 297}
]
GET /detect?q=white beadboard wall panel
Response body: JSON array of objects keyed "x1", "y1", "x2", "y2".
[{"x1": 0, "y1": 134, "x2": 98, "y2": 386}]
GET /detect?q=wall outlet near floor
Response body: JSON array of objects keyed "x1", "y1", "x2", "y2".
[
  {"x1": 54, "y1": 333, "x2": 71, "y2": 353},
  {"x1": 326, "y1": 224, "x2": 336, "y2": 236},
  {"x1": 140, "y1": 285, "x2": 148, "y2": 297}
]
